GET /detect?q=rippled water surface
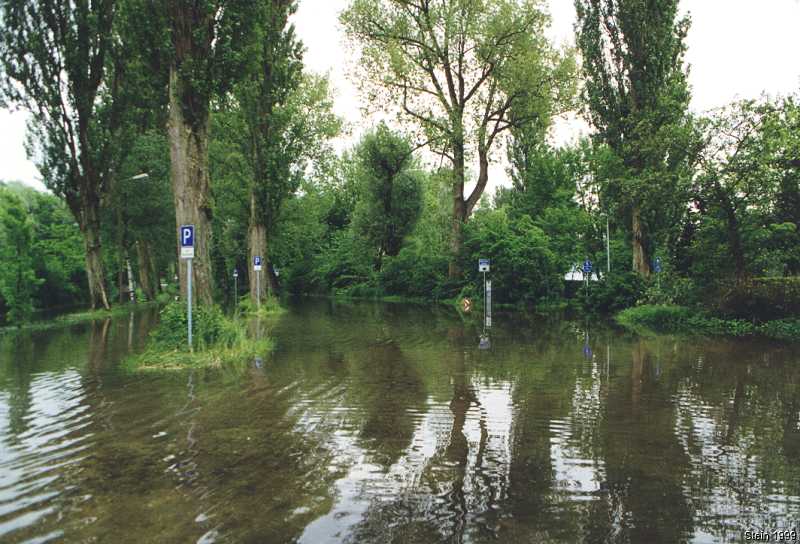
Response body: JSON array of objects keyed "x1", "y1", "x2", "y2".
[{"x1": 1, "y1": 300, "x2": 799, "y2": 543}]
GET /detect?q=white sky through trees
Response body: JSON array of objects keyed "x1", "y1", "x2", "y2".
[{"x1": 2, "y1": 0, "x2": 799, "y2": 193}]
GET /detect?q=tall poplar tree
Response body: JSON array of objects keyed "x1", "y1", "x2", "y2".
[
  {"x1": 0, "y1": 0, "x2": 125, "y2": 309},
  {"x1": 575, "y1": 0, "x2": 693, "y2": 276},
  {"x1": 166, "y1": 0, "x2": 257, "y2": 305},
  {"x1": 235, "y1": 0, "x2": 340, "y2": 304}
]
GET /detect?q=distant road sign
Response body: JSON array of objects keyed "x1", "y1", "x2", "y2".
[
  {"x1": 253, "y1": 256, "x2": 262, "y2": 271},
  {"x1": 654, "y1": 257, "x2": 662, "y2": 273},
  {"x1": 583, "y1": 260, "x2": 592, "y2": 274},
  {"x1": 180, "y1": 225, "x2": 194, "y2": 259},
  {"x1": 478, "y1": 258, "x2": 490, "y2": 272},
  {"x1": 233, "y1": 269, "x2": 238, "y2": 278}
]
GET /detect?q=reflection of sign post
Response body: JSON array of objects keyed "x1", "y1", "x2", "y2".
[
  {"x1": 180, "y1": 225, "x2": 194, "y2": 351},
  {"x1": 583, "y1": 259, "x2": 592, "y2": 303},
  {"x1": 254, "y1": 256, "x2": 262, "y2": 310}
]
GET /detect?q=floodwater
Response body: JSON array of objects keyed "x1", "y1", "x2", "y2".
[{"x1": 0, "y1": 300, "x2": 799, "y2": 543}]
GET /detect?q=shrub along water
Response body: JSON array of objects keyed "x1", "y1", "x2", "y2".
[{"x1": 615, "y1": 304, "x2": 800, "y2": 341}]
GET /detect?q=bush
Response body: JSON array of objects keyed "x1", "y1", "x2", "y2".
[
  {"x1": 716, "y1": 277, "x2": 800, "y2": 321},
  {"x1": 461, "y1": 209, "x2": 563, "y2": 306},
  {"x1": 757, "y1": 319, "x2": 800, "y2": 340},
  {"x1": 615, "y1": 304, "x2": 695, "y2": 333},
  {"x1": 584, "y1": 270, "x2": 643, "y2": 313},
  {"x1": 149, "y1": 302, "x2": 243, "y2": 351},
  {"x1": 379, "y1": 246, "x2": 450, "y2": 299}
]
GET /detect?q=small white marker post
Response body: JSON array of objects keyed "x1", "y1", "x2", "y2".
[
  {"x1": 180, "y1": 225, "x2": 195, "y2": 351},
  {"x1": 253, "y1": 256, "x2": 263, "y2": 310},
  {"x1": 233, "y1": 268, "x2": 239, "y2": 305}
]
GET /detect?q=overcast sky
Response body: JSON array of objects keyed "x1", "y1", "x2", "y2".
[{"x1": 3, "y1": 0, "x2": 800, "y2": 192}]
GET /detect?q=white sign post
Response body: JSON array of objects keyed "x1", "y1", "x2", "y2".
[
  {"x1": 253, "y1": 256, "x2": 262, "y2": 310},
  {"x1": 180, "y1": 225, "x2": 195, "y2": 351},
  {"x1": 478, "y1": 259, "x2": 491, "y2": 330},
  {"x1": 233, "y1": 268, "x2": 238, "y2": 304}
]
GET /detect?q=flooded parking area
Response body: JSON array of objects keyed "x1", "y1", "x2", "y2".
[{"x1": 1, "y1": 300, "x2": 799, "y2": 543}]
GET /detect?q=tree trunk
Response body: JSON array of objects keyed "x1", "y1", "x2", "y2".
[
  {"x1": 632, "y1": 204, "x2": 650, "y2": 277},
  {"x1": 136, "y1": 240, "x2": 158, "y2": 301},
  {"x1": 722, "y1": 201, "x2": 747, "y2": 283},
  {"x1": 168, "y1": 65, "x2": 215, "y2": 306},
  {"x1": 248, "y1": 192, "x2": 268, "y2": 304},
  {"x1": 448, "y1": 145, "x2": 467, "y2": 279},
  {"x1": 80, "y1": 195, "x2": 111, "y2": 310}
]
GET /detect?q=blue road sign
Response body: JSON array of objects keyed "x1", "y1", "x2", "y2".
[
  {"x1": 254, "y1": 256, "x2": 262, "y2": 267},
  {"x1": 478, "y1": 258, "x2": 490, "y2": 272},
  {"x1": 583, "y1": 260, "x2": 592, "y2": 274},
  {"x1": 654, "y1": 257, "x2": 662, "y2": 273},
  {"x1": 180, "y1": 225, "x2": 194, "y2": 259},
  {"x1": 180, "y1": 225, "x2": 194, "y2": 247}
]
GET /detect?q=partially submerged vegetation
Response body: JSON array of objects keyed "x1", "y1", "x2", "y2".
[
  {"x1": 126, "y1": 302, "x2": 273, "y2": 371},
  {"x1": 0, "y1": 300, "x2": 161, "y2": 336},
  {"x1": 616, "y1": 305, "x2": 800, "y2": 341}
]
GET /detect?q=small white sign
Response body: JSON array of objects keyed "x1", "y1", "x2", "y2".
[
  {"x1": 181, "y1": 247, "x2": 194, "y2": 259},
  {"x1": 478, "y1": 258, "x2": 490, "y2": 272}
]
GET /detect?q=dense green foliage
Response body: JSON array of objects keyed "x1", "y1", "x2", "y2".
[
  {"x1": 0, "y1": 182, "x2": 86, "y2": 324},
  {"x1": 1, "y1": 0, "x2": 799, "y2": 340},
  {"x1": 352, "y1": 124, "x2": 423, "y2": 268}
]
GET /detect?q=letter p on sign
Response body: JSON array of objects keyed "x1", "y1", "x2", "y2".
[{"x1": 180, "y1": 225, "x2": 195, "y2": 259}]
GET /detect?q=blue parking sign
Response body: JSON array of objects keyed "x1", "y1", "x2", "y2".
[
  {"x1": 583, "y1": 260, "x2": 592, "y2": 274},
  {"x1": 180, "y1": 225, "x2": 194, "y2": 259}
]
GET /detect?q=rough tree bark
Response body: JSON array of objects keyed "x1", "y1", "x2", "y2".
[
  {"x1": 136, "y1": 240, "x2": 158, "y2": 301},
  {"x1": 248, "y1": 193, "x2": 269, "y2": 304},
  {"x1": 631, "y1": 205, "x2": 651, "y2": 277},
  {"x1": 168, "y1": 66, "x2": 214, "y2": 306},
  {"x1": 74, "y1": 191, "x2": 111, "y2": 310}
]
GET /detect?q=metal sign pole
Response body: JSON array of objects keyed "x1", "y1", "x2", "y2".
[
  {"x1": 606, "y1": 216, "x2": 611, "y2": 274},
  {"x1": 257, "y1": 269, "x2": 261, "y2": 311},
  {"x1": 483, "y1": 270, "x2": 486, "y2": 333},
  {"x1": 180, "y1": 225, "x2": 195, "y2": 352},
  {"x1": 187, "y1": 258, "x2": 193, "y2": 352}
]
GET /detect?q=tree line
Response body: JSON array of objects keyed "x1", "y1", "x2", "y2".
[{"x1": 0, "y1": 0, "x2": 798, "y2": 325}]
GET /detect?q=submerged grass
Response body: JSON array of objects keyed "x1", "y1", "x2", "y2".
[
  {"x1": 124, "y1": 337, "x2": 273, "y2": 372},
  {"x1": 615, "y1": 304, "x2": 800, "y2": 341},
  {"x1": 125, "y1": 301, "x2": 274, "y2": 371}
]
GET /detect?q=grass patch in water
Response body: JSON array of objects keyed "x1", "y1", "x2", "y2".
[
  {"x1": 125, "y1": 301, "x2": 273, "y2": 371},
  {"x1": 615, "y1": 304, "x2": 800, "y2": 340},
  {"x1": 237, "y1": 296, "x2": 287, "y2": 318}
]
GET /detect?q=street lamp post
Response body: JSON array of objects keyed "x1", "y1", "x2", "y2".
[{"x1": 122, "y1": 173, "x2": 149, "y2": 302}]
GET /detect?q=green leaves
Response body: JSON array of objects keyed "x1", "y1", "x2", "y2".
[{"x1": 351, "y1": 124, "x2": 424, "y2": 265}]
